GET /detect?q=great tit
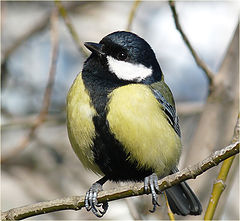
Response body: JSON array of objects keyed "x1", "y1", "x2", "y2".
[{"x1": 66, "y1": 31, "x2": 202, "y2": 217}]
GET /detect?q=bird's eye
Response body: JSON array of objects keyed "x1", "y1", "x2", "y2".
[{"x1": 117, "y1": 52, "x2": 127, "y2": 61}]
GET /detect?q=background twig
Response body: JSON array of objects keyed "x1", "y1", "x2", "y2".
[
  {"x1": 1, "y1": 9, "x2": 59, "y2": 163},
  {"x1": 54, "y1": 0, "x2": 89, "y2": 57},
  {"x1": 169, "y1": 0, "x2": 215, "y2": 87},
  {"x1": 2, "y1": 141, "x2": 239, "y2": 221},
  {"x1": 1, "y1": 11, "x2": 50, "y2": 89},
  {"x1": 126, "y1": 0, "x2": 141, "y2": 31},
  {"x1": 183, "y1": 24, "x2": 239, "y2": 209},
  {"x1": 1, "y1": 2, "x2": 80, "y2": 89},
  {"x1": 2, "y1": 15, "x2": 49, "y2": 65},
  {"x1": 1, "y1": 2, "x2": 79, "y2": 65},
  {"x1": 2, "y1": 2, "x2": 238, "y2": 220}
]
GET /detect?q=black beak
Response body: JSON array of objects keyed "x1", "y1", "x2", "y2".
[{"x1": 84, "y1": 42, "x2": 105, "y2": 56}]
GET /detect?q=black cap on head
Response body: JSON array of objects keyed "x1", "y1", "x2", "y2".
[
  {"x1": 84, "y1": 31, "x2": 163, "y2": 83},
  {"x1": 101, "y1": 31, "x2": 158, "y2": 67}
]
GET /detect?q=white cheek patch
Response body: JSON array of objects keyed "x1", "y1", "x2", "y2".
[{"x1": 107, "y1": 56, "x2": 152, "y2": 82}]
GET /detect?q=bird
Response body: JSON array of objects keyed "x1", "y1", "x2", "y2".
[{"x1": 66, "y1": 31, "x2": 202, "y2": 217}]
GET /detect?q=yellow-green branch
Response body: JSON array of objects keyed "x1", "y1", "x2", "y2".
[
  {"x1": 164, "y1": 192, "x2": 175, "y2": 220},
  {"x1": 204, "y1": 114, "x2": 240, "y2": 220}
]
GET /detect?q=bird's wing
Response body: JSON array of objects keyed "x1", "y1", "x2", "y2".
[{"x1": 149, "y1": 81, "x2": 181, "y2": 137}]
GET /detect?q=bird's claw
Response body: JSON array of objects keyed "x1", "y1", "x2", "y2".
[
  {"x1": 85, "y1": 182, "x2": 108, "y2": 217},
  {"x1": 144, "y1": 173, "x2": 160, "y2": 213}
]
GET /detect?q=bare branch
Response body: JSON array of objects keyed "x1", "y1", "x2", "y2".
[
  {"x1": 126, "y1": 0, "x2": 141, "y2": 31},
  {"x1": 2, "y1": 141, "x2": 239, "y2": 220},
  {"x1": 1, "y1": 2, "x2": 82, "y2": 91},
  {"x1": 1, "y1": 2, "x2": 81, "y2": 65},
  {"x1": 1, "y1": 9, "x2": 59, "y2": 164},
  {"x1": 169, "y1": 0, "x2": 215, "y2": 86},
  {"x1": 54, "y1": 0, "x2": 89, "y2": 57}
]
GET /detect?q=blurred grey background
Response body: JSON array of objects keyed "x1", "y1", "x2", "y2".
[{"x1": 1, "y1": 1, "x2": 239, "y2": 220}]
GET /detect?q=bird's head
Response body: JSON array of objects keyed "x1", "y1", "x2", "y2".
[{"x1": 84, "y1": 31, "x2": 162, "y2": 84}]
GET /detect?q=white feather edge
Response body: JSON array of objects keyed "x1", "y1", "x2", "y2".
[{"x1": 107, "y1": 56, "x2": 152, "y2": 82}]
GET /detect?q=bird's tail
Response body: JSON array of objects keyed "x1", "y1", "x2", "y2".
[{"x1": 165, "y1": 181, "x2": 202, "y2": 216}]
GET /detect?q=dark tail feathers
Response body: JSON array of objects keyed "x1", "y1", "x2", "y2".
[{"x1": 165, "y1": 181, "x2": 202, "y2": 216}]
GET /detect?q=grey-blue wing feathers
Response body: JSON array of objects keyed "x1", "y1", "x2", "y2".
[
  {"x1": 150, "y1": 82, "x2": 202, "y2": 216},
  {"x1": 150, "y1": 86, "x2": 181, "y2": 137}
]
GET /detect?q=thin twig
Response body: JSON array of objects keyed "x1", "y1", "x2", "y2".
[
  {"x1": 204, "y1": 114, "x2": 240, "y2": 220},
  {"x1": 1, "y1": 2, "x2": 80, "y2": 65},
  {"x1": 1, "y1": 9, "x2": 59, "y2": 164},
  {"x1": 54, "y1": 0, "x2": 89, "y2": 57},
  {"x1": 126, "y1": 0, "x2": 141, "y2": 31},
  {"x1": 1, "y1": 2, "x2": 80, "y2": 91},
  {"x1": 169, "y1": 0, "x2": 215, "y2": 87},
  {"x1": 1, "y1": 10, "x2": 50, "y2": 90},
  {"x1": 2, "y1": 141, "x2": 239, "y2": 220}
]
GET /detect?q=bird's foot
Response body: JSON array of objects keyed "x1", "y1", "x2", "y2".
[
  {"x1": 144, "y1": 173, "x2": 160, "y2": 213},
  {"x1": 85, "y1": 182, "x2": 108, "y2": 217}
]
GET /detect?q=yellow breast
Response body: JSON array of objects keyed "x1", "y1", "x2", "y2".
[
  {"x1": 66, "y1": 73, "x2": 103, "y2": 175},
  {"x1": 107, "y1": 84, "x2": 182, "y2": 176}
]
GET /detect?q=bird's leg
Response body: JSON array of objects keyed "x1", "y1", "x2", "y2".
[
  {"x1": 144, "y1": 173, "x2": 160, "y2": 213},
  {"x1": 85, "y1": 176, "x2": 108, "y2": 217}
]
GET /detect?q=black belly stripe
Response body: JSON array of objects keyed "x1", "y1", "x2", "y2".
[
  {"x1": 92, "y1": 115, "x2": 153, "y2": 181},
  {"x1": 82, "y1": 72, "x2": 153, "y2": 181}
]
